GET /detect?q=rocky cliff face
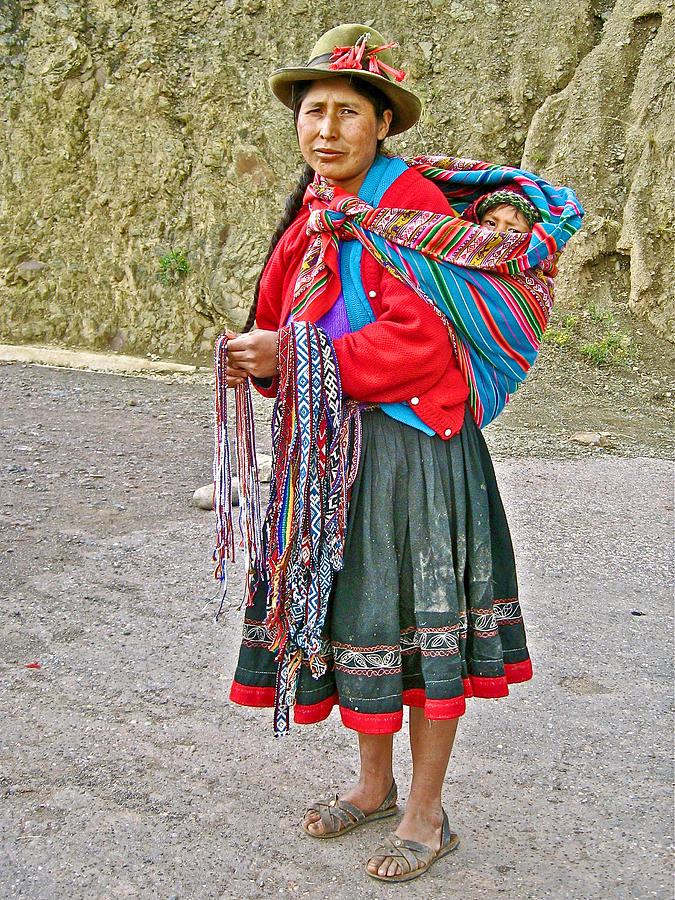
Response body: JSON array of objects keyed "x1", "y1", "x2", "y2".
[{"x1": 1, "y1": 0, "x2": 672, "y2": 360}]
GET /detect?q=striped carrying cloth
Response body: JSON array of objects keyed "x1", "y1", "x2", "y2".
[{"x1": 293, "y1": 155, "x2": 584, "y2": 426}]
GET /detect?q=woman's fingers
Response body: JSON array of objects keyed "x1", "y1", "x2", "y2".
[
  {"x1": 226, "y1": 358, "x2": 249, "y2": 388},
  {"x1": 227, "y1": 330, "x2": 279, "y2": 379}
]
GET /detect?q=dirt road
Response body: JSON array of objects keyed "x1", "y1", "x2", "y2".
[{"x1": 0, "y1": 360, "x2": 672, "y2": 899}]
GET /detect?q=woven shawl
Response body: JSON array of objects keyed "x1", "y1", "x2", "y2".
[{"x1": 293, "y1": 155, "x2": 584, "y2": 426}]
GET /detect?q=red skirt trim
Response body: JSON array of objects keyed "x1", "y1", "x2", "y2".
[
  {"x1": 229, "y1": 681, "x2": 338, "y2": 725},
  {"x1": 230, "y1": 681, "x2": 275, "y2": 708},
  {"x1": 505, "y1": 658, "x2": 533, "y2": 683},
  {"x1": 339, "y1": 706, "x2": 404, "y2": 734},
  {"x1": 229, "y1": 659, "x2": 532, "y2": 734},
  {"x1": 295, "y1": 692, "x2": 338, "y2": 724}
]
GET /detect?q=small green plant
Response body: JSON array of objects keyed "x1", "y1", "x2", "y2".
[
  {"x1": 542, "y1": 327, "x2": 571, "y2": 346},
  {"x1": 159, "y1": 248, "x2": 190, "y2": 283},
  {"x1": 580, "y1": 333, "x2": 633, "y2": 366},
  {"x1": 542, "y1": 313, "x2": 578, "y2": 346},
  {"x1": 586, "y1": 302, "x2": 614, "y2": 325}
]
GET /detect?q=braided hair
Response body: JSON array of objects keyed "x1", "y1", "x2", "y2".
[{"x1": 242, "y1": 76, "x2": 392, "y2": 332}]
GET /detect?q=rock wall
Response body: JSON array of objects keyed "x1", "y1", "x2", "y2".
[{"x1": 0, "y1": 0, "x2": 672, "y2": 361}]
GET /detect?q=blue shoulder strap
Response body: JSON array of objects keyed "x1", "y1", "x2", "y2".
[{"x1": 340, "y1": 155, "x2": 434, "y2": 436}]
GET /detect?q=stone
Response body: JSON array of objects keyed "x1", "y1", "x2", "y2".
[
  {"x1": 192, "y1": 453, "x2": 272, "y2": 512},
  {"x1": 193, "y1": 482, "x2": 215, "y2": 510},
  {"x1": 16, "y1": 260, "x2": 47, "y2": 281},
  {"x1": 193, "y1": 477, "x2": 239, "y2": 510},
  {"x1": 569, "y1": 432, "x2": 611, "y2": 447},
  {"x1": 256, "y1": 453, "x2": 272, "y2": 483}
]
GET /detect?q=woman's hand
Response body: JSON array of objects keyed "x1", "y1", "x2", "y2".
[
  {"x1": 227, "y1": 329, "x2": 279, "y2": 380},
  {"x1": 224, "y1": 330, "x2": 249, "y2": 387}
]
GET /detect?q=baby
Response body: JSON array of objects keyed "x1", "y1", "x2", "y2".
[{"x1": 473, "y1": 187, "x2": 540, "y2": 234}]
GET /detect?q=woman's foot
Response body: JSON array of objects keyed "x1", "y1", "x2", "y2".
[
  {"x1": 366, "y1": 806, "x2": 444, "y2": 879},
  {"x1": 303, "y1": 777, "x2": 396, "y2": 837}
]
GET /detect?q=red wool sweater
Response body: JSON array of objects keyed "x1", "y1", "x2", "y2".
[{"x1": 254, "y1": 165, "x2": 469, "y2": 439}]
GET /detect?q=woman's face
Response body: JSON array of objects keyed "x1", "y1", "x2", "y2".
[{"x1": 296, "y1": 77, "x2": 392, "y2": 196}]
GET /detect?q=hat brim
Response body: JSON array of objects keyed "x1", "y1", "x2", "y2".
[{"x1": 269, "y1": 67, "x2": 422, "y2": 136}]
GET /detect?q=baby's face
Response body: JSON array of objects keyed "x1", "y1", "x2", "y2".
[{"x1": 479, "y1": 203, "x2": 531, "y2": 234}]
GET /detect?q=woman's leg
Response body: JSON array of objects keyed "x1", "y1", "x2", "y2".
[
  {"x1": 303, "y1": 732, "x2": 394, "y2": 835},
  {"x1": 367, "y1": 708, "x2": 458, "y2": 877}
]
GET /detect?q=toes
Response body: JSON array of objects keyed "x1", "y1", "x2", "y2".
[
  {"x1": 382, "y1": 857, "x2": 401, "y2": 878},
  {"x1": 305, "y1": 818, "x2": 325, "y2": 836},
  {"x1": 302, "y1": 811, "x2": 324, "y2": 836},
  {"x1": 367, "y1": 855, "x2": 385, "y2": 875},
  {"x1": 367, "y1": 855, "x2": 402, "y2": 879}
]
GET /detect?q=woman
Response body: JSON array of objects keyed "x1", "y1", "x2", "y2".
[{"x1": 225, "y1": 24, "x2": 532, "y2": 883}]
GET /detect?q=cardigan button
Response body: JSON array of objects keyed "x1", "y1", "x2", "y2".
[
  {"x1": 445, "y1": 428, "x2": 452, "y2": 437},
  {"x1": 368, "y1": 290, "x2": 377, "y2": 298},
  {"x1": 410, "y1": 396, "x2": 419, "y2": 406}
]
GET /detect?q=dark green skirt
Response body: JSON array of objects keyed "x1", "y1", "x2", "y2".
[{"x1": 230, "y1": 408, "x2": 532, "y2": 734}]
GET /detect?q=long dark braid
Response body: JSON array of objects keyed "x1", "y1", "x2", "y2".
[
  {"x1": 243, "y1": 76, "x2": 392, "y2": 333},
  {"x1": 243, "y1": 162, "x2": 314, "y2": 333}
]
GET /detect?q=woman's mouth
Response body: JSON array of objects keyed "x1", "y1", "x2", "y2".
[{"x1": 314, "y1": 149, "x2": 343, "y2": 158}]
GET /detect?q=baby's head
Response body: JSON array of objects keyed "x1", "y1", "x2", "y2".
[{"x1": 475, "y1": 188, "x2": 540, "y2": 234}]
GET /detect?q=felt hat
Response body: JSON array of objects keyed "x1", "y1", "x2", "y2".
[{"x1": 269, "y1": 24, "x2": 422, "y2": 135}]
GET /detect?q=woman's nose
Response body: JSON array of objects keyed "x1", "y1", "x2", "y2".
[{"x1": 319, "y1": 112, "x2": 339, "y2": 139}]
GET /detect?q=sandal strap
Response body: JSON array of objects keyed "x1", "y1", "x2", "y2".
[
  {"x1": 376, "y1": 780, "x2": 398, "y2": 812},
  {"x1": 304, "y1": 780, "x2": 398, "y2": 836},
  {"x1": 440, "y1": 809, "x2": 451, "y2": 845},
  {"x1": 322, "y1": 798, "x2": 364, "y2": 832},
  {"x1": 372, "y1": 834, "x2": 434, "y2": 875},
  {"x1": 305, "y1": 796, "x2": 365, "y2": 833}
]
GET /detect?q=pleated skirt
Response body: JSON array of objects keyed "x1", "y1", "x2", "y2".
[{"x1": 230, "y1": 408, "x2": 532, "y2": 734}]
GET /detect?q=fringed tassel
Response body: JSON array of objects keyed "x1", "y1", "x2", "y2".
[
  {"x1": 213, "y1": 335, "x2": 235, "y2": 616},
  {"x1": 212, "y1": 326, "x2": 360, "y2": 736},
  {"x1": 264, "y1": 322, "x2": 361, "y2": 736},
  {"x1": 235, "y1": 378, "x2": 263, "y2": 604},
  {"x1": 212, "y1": 334, "x2": 263, "y2": 617}
]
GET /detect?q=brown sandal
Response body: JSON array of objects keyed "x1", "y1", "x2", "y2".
[
  {"x1": 366, "y1": 809, "x2": 459, "y2": 882},
  {"x1": 301, "y1": 781, "x2": 398, "y2": 839}
]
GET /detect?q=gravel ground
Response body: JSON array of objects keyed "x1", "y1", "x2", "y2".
[{"x1": 0, "y1": 357, "x2": 673, "y2": 900}]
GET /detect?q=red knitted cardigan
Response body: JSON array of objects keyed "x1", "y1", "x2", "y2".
[{"x1": 254, "y1": 165, "x2": 469, "y2": 439}]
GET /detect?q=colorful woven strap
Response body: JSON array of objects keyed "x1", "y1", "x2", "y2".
[
  {"x1": 212, "y1": 325, "x2": 361, "y2": 735},
  {"x1": 264, "y1": 322, "x2": 361, "y2": 735}
]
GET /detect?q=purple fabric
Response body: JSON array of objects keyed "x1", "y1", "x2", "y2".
[
  {"x1": 287, "y1": 292, "x2": 351, "y2": 341},
  {"x1": 314, "y1": 292, "x2": 351, "y2": 340}
]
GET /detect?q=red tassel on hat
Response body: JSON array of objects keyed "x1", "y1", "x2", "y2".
[
  {"x1": 366, "y1": 44, "x2": 406, "y2": 82},
  {"x1": 329, "y1": 33, "x2": 369, "y2": 71}
]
